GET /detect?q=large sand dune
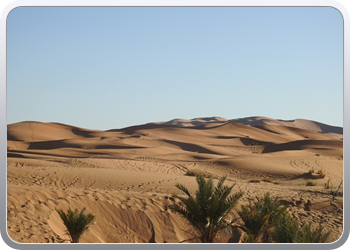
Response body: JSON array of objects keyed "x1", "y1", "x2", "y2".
[
  {"x1": 153, "y1": 116, "x2": 343, "y2": 139},
  {"x1": 7, "y1": 118, "x2": 343, "y2": 243}
]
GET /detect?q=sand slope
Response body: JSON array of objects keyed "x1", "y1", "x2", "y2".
[{"x1": 7, "y1": 119, "x2": 343, "y2": 243}]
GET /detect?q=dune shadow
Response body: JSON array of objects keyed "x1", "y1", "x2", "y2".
[
  {"x1": 240, "y1": 137, "x2": 273, "y2": 146},
  {"x1": 71, "y1": 128, "x2": 96, "y2": 138},
  {"x1": 27, "y1": 139, "x2": 146, "y2": 150},
  {"x1": 7, "y1": 134, "x2": 24, "y2": 141},
  {"x1": 217, "y1": 136, "x2": 239, "y2": 139},
  {"x1": 164, "y1": 140, "x2": 221, "y2": 155},
  {"x1": 28, "y1": 140, "x2": 81, "y2": 150},
  {"x1": 7, "y1": 153, "x2": 26, "y2": 158},
  {"x1": 262, "y1": 140, "x2": 343, "y2": 154}
]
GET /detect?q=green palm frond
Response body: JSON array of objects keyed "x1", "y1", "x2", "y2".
[
  {"x1": 175, "y1": 183, "x2": 192, "y2": 198},
  {"x1": 56, "y1": 207, "x2": 96, "y2": 243},
  {"x1": 169, "y1": 174, "x2": 242, "y2": 243},
  {"x1": 238, "y1": 193, "x2": 287, "y2": 243},
  {"x1": 271, "y1": 212, "x2": 331, "y2": 243}
]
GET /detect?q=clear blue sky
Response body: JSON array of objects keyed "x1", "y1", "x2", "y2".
[{"x1": 7, "y1": 7, "x2": 343, "y2": 130}]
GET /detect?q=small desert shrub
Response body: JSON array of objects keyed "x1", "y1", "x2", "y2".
[
  {"x1": 317, "y1": 169, "x2": 325, "y2": 178},
  {"x1": 306, "y1": 180, "x2": 317, "y2": 186},
  {"x1": 56, "y1": 207, "x2": 96, "y2": 243},
  {"x1": 308, "y1": 168, "x2": 315, "y2": 174},
  {"x1": 185, "y1": 169, "x2": 212, "y2": 178}
]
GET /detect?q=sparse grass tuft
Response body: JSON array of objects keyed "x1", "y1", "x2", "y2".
[
  {"x1": 324, "y1": 180, "x2": 330, "y2": 189},
  {"x1": 317, "y1": 169, "x2": 326, "y2": 178},
  {"x1": 306, "y1": 168, "x2": 325, "y2": 178},
  {"x1": 324, "y1": 179, "x2": 334, "y2": 189},
  {"x1": 185, "y1": 169, "x2": 212, "y2": 178},
  {"x1": 306, "y1": 180, "x2": 317, "y2": 186}
]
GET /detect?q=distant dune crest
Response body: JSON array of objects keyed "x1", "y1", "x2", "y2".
[
  {"x1": 151, "y1": 116, "x2": 342, "y2": 139},
  {"x1": 7, "y1": 116, "x2": 343, "y2": 142}
]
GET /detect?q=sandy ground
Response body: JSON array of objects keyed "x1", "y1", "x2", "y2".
[{"x1": 7, "y1": 120, "x2": 343, "y2": 243}]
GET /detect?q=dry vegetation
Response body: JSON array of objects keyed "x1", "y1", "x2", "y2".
[
  {"x1": 185, "y1": 169, "x2": 212, "y2": 178},
  {"x1": 306, "y1": 180, "x2": 317, "y2": 186}
]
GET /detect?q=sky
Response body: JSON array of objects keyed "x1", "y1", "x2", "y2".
[{"x1": 6, "y1": 7, "x2": 343, "y2": 130}]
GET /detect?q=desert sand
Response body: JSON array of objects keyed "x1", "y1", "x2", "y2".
[{"x1": 7, "y1": 117, "x2": 343, "y2": 243}]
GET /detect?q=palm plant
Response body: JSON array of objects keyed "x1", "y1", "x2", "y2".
[
  {"x1": 169, "y1": 174, "x2": 243, "y2": 243},
  {"x1": 298, "y1": 222, "x2": 331, "y2": 243},
  {"x1": 270, "y1": 212, "x2": 300, "y2": 243},
  {"x1": 56, "y1": 207, "x2": 96, "y2": 243},
  {"x1": 237, "y1": 193, "x2": 287, "y2": 243},
  {"x1": 272, "y1": 212, "x2": 331, "y2": 243}
]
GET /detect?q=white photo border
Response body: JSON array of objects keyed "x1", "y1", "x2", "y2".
[{"x1": 1, "y1": 1, "x2": 348, "y2": 249}]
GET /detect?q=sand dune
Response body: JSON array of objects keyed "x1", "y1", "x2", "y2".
[
  {"x1": 7, "y1": 118, "x2": 343, "y2": 243},
  {"x1": 152, "y1": 116, "x2": 343, "y2": 139},
  {"x1": 7, "y1": 121, "x2": 105, "y2": 141},
  {"x1": 7, "y1": 120, "x2": 342, "y2": 160}
]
